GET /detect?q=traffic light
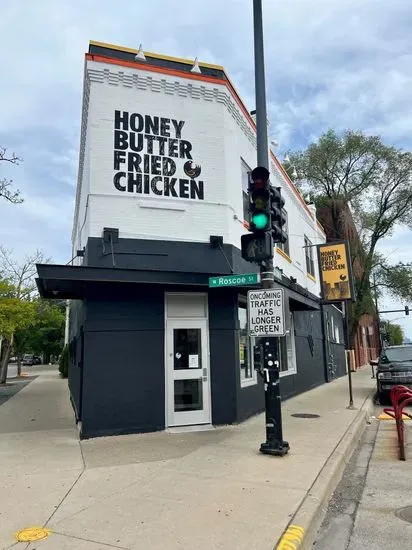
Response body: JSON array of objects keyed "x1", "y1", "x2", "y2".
[
  {"x1": 249, "y1": 166, "x2": 271, "y2": 233},
  {"x1": 241, "y1": 166, "x2": 273, "y2": 263},
  {"x1": 406, "y1": 305, "x2": 409, "y2": 316},
  {"x1": 270, "y1": 186, "x2": 287, "y2": 244}
]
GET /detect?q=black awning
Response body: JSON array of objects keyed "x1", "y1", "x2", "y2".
[
  {"x1": 286, "y1": 286, "x2": 320, "y2": 311},
  {"x1": 36, "y1": 263, "x2": 211, "y2": 299}
]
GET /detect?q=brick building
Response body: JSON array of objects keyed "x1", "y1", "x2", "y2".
[{"x1": 317, "y1": 201, "x2": 380, "y2": 368}]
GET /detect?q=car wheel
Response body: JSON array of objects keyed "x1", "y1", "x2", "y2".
[{"x1": 379, "y1": 391, "x2": 390, "y2": 405}]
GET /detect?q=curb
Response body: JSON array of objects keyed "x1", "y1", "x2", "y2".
[{"x1": 274, "y1": 391, "x2": 375, "y2": 550}]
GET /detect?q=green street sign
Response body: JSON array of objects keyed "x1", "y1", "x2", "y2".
[{"x1": 209, "y1": 273, "x2": 261, "y2": 288}]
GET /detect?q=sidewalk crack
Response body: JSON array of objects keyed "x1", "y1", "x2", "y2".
[
  {"x1": 43, "y1": 439, "x2": 86, "y2": 527},
  {"x1": 53, "y1": 531, "x2": 130, "y2": 549}
]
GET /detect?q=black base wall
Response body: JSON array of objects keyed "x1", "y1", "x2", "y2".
[
  {"x1": 80, "y1": 285, "x2": 164, "y2": 438},
  {"x1": 63, "y1": 237, "x2": 347, "y2": 438},
  {"x1": 68, "y1": 300, "x2": 85, "y2": 422}
]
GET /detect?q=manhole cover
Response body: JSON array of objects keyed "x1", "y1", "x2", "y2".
[
  {"x1": 15, "y1": 527, "x2": 51, "y2": 542},
  {"x1": 291, "y1": 413, "x2": 320, "y2": 418},
  {"x1": 395, "y1": 506, "x2": 412, "y2": 524}
]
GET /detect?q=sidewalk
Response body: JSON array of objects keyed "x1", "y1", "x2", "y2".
[{"x1": 0, "y1": 367, "x2": 374, "y2": 550}]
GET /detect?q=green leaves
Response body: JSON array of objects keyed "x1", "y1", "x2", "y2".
[
  {"x1": 288, "y1": 129, "x2": 386, "y2": 201},
  {"x1": 381, "y1": 321, "x2": 404, "y2": 346},
  {"x1": 14, "y1": 299, "x2": 65, "y2": 358},
  {"x1": 373, "y1": 262, "x2": 412, "y2": 302},
  {"x1": 288, "y1": 128, "x2": 412, "y2": 343},
  {"x1": 0, "y1": 291, "x2": 36, "y2": 339}
]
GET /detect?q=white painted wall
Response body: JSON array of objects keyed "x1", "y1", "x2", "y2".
[{"x1": 72, "y1": 57, "x2": 325, "y2": 294}]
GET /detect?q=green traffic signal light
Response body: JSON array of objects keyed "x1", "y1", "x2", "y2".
[{"x1": 251, "y1": 212, "x2": 270, "y2": 230}]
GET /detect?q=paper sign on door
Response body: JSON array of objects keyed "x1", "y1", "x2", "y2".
[{"x1": 188, "y1": 355, "x2": 199, "y2": 368}]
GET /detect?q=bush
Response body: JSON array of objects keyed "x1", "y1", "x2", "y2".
[{"x1": 59, "y1": 345, "x2": 69, "y2": 378}]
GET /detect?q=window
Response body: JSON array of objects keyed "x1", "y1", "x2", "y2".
[
  {"x1": 277, "y1": 209, "x2": 290, "y2": 257},
  {"x1": 241, "y1": 159, "x2": 251, "y2": 224},
  {"x1": 238, "y1": 298, "x2": 257, "y2": 386},
  {"x1": 304, "y1": 236, "x2": 315, "y2": 277},
  {"x1": 278, "y1": 312, "x2": 297, "y2": 375}
]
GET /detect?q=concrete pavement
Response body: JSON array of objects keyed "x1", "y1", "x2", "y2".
[
  {"x1": 347, "y1": 419, "x2": 412, "y2": 549},
  {"x1": 314, "y1": 407, "x2": 412, "y2": 550},
  {"x1": 0, "y1": 367, "x2": 375, "y2": 550}
]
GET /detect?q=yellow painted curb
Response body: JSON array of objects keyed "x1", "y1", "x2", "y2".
[
  {"x1": 276, "y1": 525, "x2": 305, "y2": 549},
  {"x1": 379, "y1": 413, "x2": 411, "y2": 421},
  {"x1": 15, "y1": 527, "x2": 51, "y2": 542}
]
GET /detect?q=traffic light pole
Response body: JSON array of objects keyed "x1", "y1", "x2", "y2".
[
  {"x1": 253, "y1": 0, "x2": 289, "y2": 456},
  {"x1": 253, "y1": 0, "x2": 269, "y2": 170}
]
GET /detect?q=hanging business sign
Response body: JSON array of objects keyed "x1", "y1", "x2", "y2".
[{"x1": 317, "y1": 241, "x2": 354, "y2": 302}]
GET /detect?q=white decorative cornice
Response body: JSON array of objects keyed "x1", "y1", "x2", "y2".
[
  {"x1": 72, "y1": 64, "x2": 91, "y2": 245},
  {"x1": 86, "y1": 64, "x2": 258, "y2": 150}
]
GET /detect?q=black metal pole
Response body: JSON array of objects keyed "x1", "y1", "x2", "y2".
[
  {"x1": 253, "y1": 0, "x2": 275, "y2": 291},
  {"x1": 258, "y1": 338, "x2": 289, "y2": 456},
  {"x1": 253, "y1": 0, "x2": 269, "y2": 170},
  {"x1": 253, "y1": 0, "x2": 289, "y2": 456},
  {"x1": 373, "y1": 274, "x2": 381, "y2": 350},
  {"x1": 342, "y1": 300, "x2": 355, "y2": 409}
]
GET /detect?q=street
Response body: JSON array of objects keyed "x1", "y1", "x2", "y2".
[{"x1": 314, "y1": 406, "x2": 412, "y2": 550}]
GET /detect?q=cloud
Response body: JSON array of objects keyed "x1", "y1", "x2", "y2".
[{"x1": 1, "y1": 0, "x2": 412, "y2": 330}]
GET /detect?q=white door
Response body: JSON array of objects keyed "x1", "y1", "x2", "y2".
[{"x1": 166, "y1": 318, "x2": 211, "y2": 427}]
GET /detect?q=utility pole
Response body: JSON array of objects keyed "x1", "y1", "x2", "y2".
[
  {"x1": 253, "y1": 0, "x2": 289, "y2": 456},
  {"x1": 372, "y1": 272, "x2": 382, "y2": 358},
  {"x1": 342, "y1": 300, "x2": 355, "y2": 408}
]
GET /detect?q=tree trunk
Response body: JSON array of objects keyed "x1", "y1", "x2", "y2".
[
  {"x1": 0, "y1": 335, "x2": 13, "y2": 385},
  {"x1": 17, "y1": 357, "x2": 22, "y2": 377}
]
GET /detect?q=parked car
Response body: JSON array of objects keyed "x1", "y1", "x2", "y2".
[
  {"x1": 22, "y1": 354, "x2": 42, "y2": 366},
  {"x1": 371, "y1": 344, "x2": 412, "y2": 403}
]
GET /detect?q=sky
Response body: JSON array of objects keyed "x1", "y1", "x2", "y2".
[{"x1": 0, "y1": 0, "x2": 411, "y2": 335}]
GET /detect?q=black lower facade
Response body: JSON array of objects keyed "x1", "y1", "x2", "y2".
[{"x1": 36, "y1": 236, "x2": 346, "y2": 439}]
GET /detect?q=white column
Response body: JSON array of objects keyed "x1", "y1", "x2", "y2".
[{"x1": 64, "y1": 300, "x2": 70, "y2": 345}]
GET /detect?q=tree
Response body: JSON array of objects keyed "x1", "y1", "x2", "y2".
[
  {"x1": 289, "y1": 129, "x2": 384, "y2": 201},
  {"x1": 289, "y1": 129, "x2": 412, "y2": 344},
  {"x1": 0, "y1": 246, "x2": 49, "y2": 300},
  {"x1": 381, "y1": 321, "x2": 404, "y2": 346},
  {"x1": 0, "y1": 282, "x2": 36, "y2": 384},
  {"x1": 14, "y1": 300, "x2": 65, "y2": 364},
  {"x1": 0, "y1": 248, "x2": 50, "y2": 378},
  {"x1": 372, "y1": 259, "x2": 412, "y2": 303},
  {"x1": 0, "y1": 147, "x2": 23, "y2": 204}
]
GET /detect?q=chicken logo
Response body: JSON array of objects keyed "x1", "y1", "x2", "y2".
[{"x1": 184, "y1": 161, "x2": 201, "y2": 179}]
